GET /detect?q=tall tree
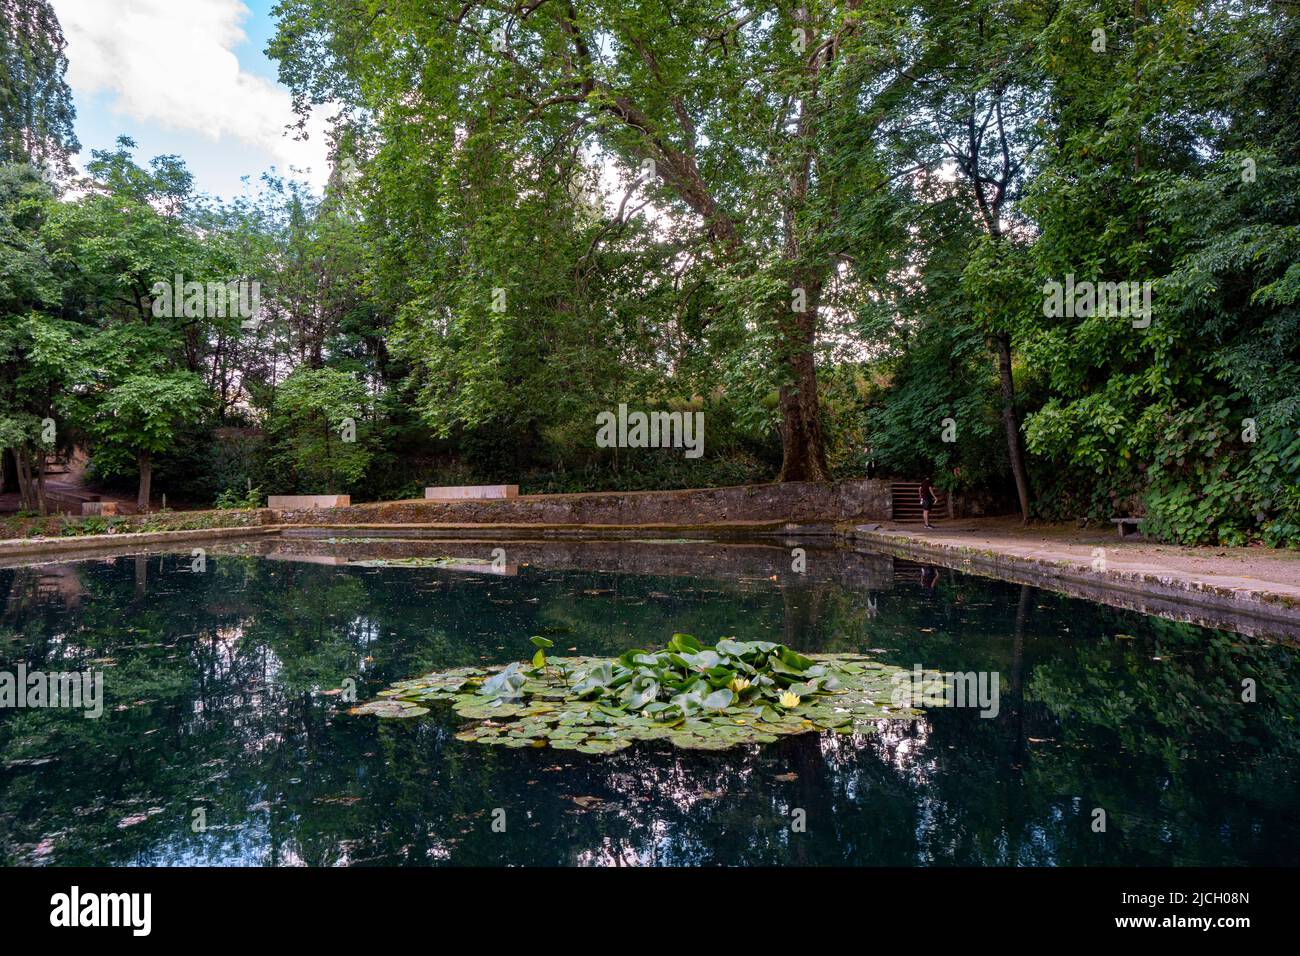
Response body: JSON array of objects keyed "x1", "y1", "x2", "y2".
[
  {"x1": 271, "y1": 0, "x2": 928, "y2": 481},
  {"x1": 0, "y1": 0, "x2": 79, "y2": 174},
  {"x1": 0, "y1": 163, "x2": 86, "y2": 514},
  {"x1": 885, "y1": 0, "x2": 1048, "y2": 520},
  {"x1": 48, "y1": 140, "x2": 213, "y2": 509}
]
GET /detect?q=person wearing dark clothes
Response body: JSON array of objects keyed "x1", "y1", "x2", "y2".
[{"x1": 919, "y1": 477, "x2": 936, "y2": 529}]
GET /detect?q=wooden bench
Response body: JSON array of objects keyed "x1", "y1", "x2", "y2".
[
  {"x1": 424, "y1": 485, "x2": 518, "y2": 500},
  {"x1": 1111, "y1": 517, "x2": 1145, "y2": 538}
]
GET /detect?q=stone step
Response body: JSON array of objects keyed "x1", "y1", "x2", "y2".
[{"x1": 890, "y1": 482, "x2": 949, "y2": 521}]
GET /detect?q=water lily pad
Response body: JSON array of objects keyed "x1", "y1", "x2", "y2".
[
  {"x1": 349, "y1": 699, "x2": 429, "y2": 719},
  {"x1": 353, "y1": 636, "x2": 932, "y2": 751}
]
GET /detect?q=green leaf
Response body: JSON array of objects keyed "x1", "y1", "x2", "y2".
[
  {"x1": 778, "y1": 647, "x2": 815, "y2": 672},
  {"x1": 668, "y1": 633, "x2": 702, "y2": 653},
  {"x1": 622, "y1": 678, "x2": 659, "y2": 710},
  {"x1": 702, "y1": 688, "x2": 735, "y2": 710}
]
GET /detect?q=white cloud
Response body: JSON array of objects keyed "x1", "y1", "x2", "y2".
[{"x1": 51, "y1": 0, "x2": 331, "y2": 186}]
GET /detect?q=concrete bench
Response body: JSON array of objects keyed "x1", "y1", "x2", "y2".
[
  {"x1": 81, "y1": 501, "x2": 119, "y2": 516},
  {"x1": 1111, "y1": 517, "x2": 1145, "y2": 538},
  {"x1": 424, "y1": 485, "x2": 518, "y2": 500},
  {"x1": 267, "y1": 495, "x2": 351, "y2": 509}
]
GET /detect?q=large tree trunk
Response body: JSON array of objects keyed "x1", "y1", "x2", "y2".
[
  {"x1": 996, "y1": 331, "x2": 1032, "y2": 522},
  {"x1": 15, "y1": 448, "x2": 48, "y2": 515},
  {"x1": 15, "y1": 451, "x2": 31, "y2": 512},
  {"x1": 777, "y1": 277, "x2": 831, "y2": 482},
  {"x1": 137, "y1": 449, "x2": 152, "y2": 511}
]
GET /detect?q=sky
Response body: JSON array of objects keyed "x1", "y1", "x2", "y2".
[{"x1": 51, "y1": 0, "x2": 331, "y2": 200}]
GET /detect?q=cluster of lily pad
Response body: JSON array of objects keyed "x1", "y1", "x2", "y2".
[{"x1": 351, "y1": 634, "x2": 941, "y2": 753}]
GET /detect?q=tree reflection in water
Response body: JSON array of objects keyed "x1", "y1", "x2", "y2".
[{"x1": 1, "y1": 544, "x2": 1296, "y2": 866}]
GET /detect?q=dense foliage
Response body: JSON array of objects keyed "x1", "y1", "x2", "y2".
[{"x1": 1, "y1": 1, "x2": 1296, "y2": 545}]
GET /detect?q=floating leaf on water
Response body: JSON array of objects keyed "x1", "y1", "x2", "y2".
[
  {"x1": 351, "y1": 636, "x2": 933, "y2": 751},
  {"x1": 349, "y1": 699, "x2": 429, "y2": 719},
  {"x1": 702, "y1": 688, "x2": 735, "y2": 711}
]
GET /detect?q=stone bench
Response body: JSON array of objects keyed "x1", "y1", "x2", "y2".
[
  {"x1": 267, "y1": 495, "x2": 351, "y2": 510},
  {"x1": 81, "y1": 501, "x2": 120, "y2": 516},
  {"x1": 424, "y1": 485, "x2": 519, "y2": 500},
  {"x1": 1111, "y1": 517, "x2": 1145, "y2": 538}
]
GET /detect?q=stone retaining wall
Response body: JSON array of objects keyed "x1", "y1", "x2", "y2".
[
  {"x1": 274, "y1": 479, "x2": 893, "y2": 527},
  {"x1": 0, "y1": 506, "x2": 275, "y2": 542}
]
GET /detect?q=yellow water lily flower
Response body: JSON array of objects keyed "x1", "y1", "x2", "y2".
[
  {"x1": 778, "y1": 691, "x2": 801, "y2": 708},
  {"x1": 730, "y1": 677, "x2": 752, "y2": 693}
]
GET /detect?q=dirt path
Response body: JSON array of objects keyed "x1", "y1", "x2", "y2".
[
  {"x1": 852, "y1": 516, "x2": 1300, "y2": 640},
  {"x1": 1, "y1": 445, "x2": 140, "y2": 515},
  {"x1": 887, "y1": 516, "x2": 1300, "y2": 587}
]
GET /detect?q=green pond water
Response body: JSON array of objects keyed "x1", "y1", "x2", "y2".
[{"x1": 1, "y1": 538, "x2": 1296, "y2": 866}]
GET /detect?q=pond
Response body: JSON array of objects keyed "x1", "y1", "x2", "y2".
[{"x1": 1, "y1": 535, "x2": 1297, "y2": 866}]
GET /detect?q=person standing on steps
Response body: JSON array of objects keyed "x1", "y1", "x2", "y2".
[{"x1": 919, "y1": 477, "x2": 937, "y2": 530}]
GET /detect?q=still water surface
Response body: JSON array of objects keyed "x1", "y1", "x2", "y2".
[{"x1": 1, "y1": 538, "x2": 1296, "y2": 865}]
